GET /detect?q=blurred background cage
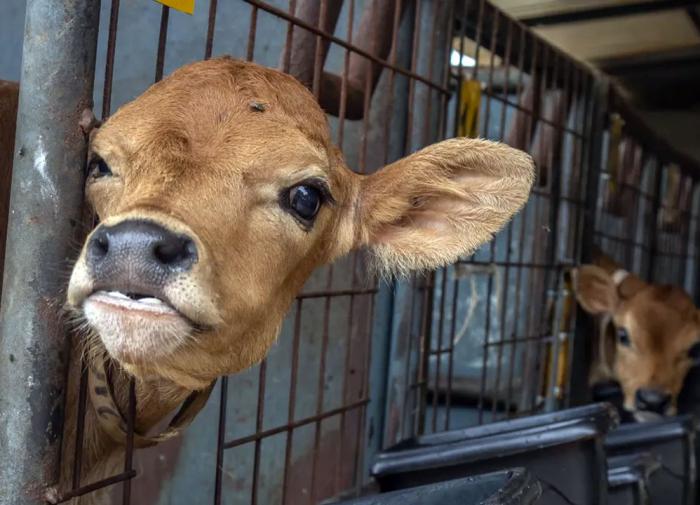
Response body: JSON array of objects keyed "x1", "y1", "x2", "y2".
[{"x1": 2, "y1": 0, "x2": 700, "y2": 504}]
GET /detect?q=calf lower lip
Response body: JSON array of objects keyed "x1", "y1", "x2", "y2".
[{"x1": 87, "y1": 290, "x2": 180, "y2": 316}]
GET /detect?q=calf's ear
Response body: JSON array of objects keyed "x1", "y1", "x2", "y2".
[
  {"x1": 572, "y1": 265, "x2": 618, "y2": 316},
  {"x1": 353, "y1": 138, "x2": 535, "y2": 275}
]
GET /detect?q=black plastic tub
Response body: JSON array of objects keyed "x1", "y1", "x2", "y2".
[
  {"x1": 605, "y1": 415, "x2": 698, "y2": 505},
  {"x1": 607, "y1": 453, "x2": 660, "y2": 505},
  {"x1": 372, "y1": 403, "x2": 619, "y2": 505},
  {"x1": 330, "y1": 468, "x2": 541, "y2": 505}
]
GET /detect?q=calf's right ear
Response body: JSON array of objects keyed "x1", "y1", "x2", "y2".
[
  {"x1": 352, "y1": 138, "x2": 535, "y2": 276},
  {"x1": 571, "y1": 265, "x2": 618, "y2": 316}
]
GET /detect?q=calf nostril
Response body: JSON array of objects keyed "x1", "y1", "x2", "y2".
[
  {"x1": 89, "y1": 229, "x2": 110, "y2": 259},
  {"x1": 95, "y1": 235, "x2": 109, "y2": 255},
  {"x1": 636, "y1": 388, "x2": 671, "y2": 413},
  {"x1": 153, "y1": 237, "x2": 197, "y2": 268}
]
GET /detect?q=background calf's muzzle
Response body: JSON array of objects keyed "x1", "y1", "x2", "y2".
[
  {"x1": 87, "y1": 219, "x2": 197, "y2": 296},
  {"x1": 635, "y1": 387, "x2": 671, "y2": 414}
]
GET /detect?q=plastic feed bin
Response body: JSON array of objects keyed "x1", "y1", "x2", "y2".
[
  {"x1": 605, "y1": 416, "x2": 698, "y2": 505},
  {"x1": 330, "y1": 469, "x2": 541, "y2": 505},
  {"x1": 607, "y1": 452, "x2": 660, "y2": 505},
  {"x1": 372, "y1": 403, "x2": 619, "y2": 505}
]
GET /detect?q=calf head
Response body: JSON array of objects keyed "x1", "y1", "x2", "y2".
[
  {"x1": 574, "y1": 265, "x2": 700, "y2": 420},
  {"x1": 67, "y1": 57, "x2": 534, "y2": 391}
]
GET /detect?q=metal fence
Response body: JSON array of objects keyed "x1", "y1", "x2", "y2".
[{"x1": 3, "y1": 1, "x2": 700, "y2": 505}]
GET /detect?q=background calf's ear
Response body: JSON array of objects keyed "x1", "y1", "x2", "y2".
[
  {"x1": 571, "y1": 265, "x2": 618, "y2": 316},
  {"x1": 355, "y1": 138, "x2": 535, "y2": 276}
]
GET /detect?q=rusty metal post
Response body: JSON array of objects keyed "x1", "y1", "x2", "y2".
[{"x1": 0, "y1": 0, "x2": 100, "y2": 503}]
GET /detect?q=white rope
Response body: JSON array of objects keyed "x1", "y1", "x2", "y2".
[{"x1": 452, "y1": 263, "x2": 502, "y2": 345}]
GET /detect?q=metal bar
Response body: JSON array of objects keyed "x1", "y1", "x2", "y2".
[
  {"x1": 308, "y1": 264, "x2": 333, "y2": 503},
  {"x1": 102, "y1": 0, "x2": 121, "y2": 118},
  {"x1": 0, "y1": 0, "x2": 100, "y2": 502},
  {"x1": 121, "y1": 380, "x2": 136, "y2": 504},
  {"x1": 476, "y1": 3, "x2": 501, "y2": 425},
  {"x1": 490, "y1": 15, "x2": 515, "y2": 421},
  {"x1": 71, "y1": 365, "x2": 89, "y2": 490},
  {"x1": 246, "y1": 5, "x2": 258, "y2": 62},
  {"x1": 213, "y1": 377, "x2": 228, "y2": 505},
  {"x1": 224, "y1": 399, "x2": 369, "y2": 449},
  {"x1": 204, "y1": 0, "x2": 219, "y2": 59},
  {"x1": 280, "y1": 299, "x2": 303, "y2": 505},
  {"x1": 521, "y1": 0, "x2": 700, "y2": 26},
  {"x1": 568, "y1": 76, "x2": 609, "y2": 405},
  {"x1": 250, "y1": 359, "x2": 267, "y2": 505},
  {"x1": 647, "y1": 160, "x2": 665, "y2": 280},
  {"x1": 54, "y1": 471, "x2": 137, "y2": 503},
  {"x1": 154, "y1": 6, "x2": 170, "y2": 83}
]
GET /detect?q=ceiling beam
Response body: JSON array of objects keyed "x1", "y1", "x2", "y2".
[
  {"x1": 597, "y1": 45, "x2": 700, "y2": 72},
  {"x1": 521, "y1": 0, "x2": 700, "y2": 26}
]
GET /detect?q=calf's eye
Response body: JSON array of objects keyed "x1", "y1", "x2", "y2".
[
  {"x1": 616, "y1": 327, "x2": 631, "y2": 346},
  {"x1": 288, "y1": 185, "x2": 322, "y2": 222},
  {"x1": 89, "y1": 158, "x2": 112, "y2": 179}
]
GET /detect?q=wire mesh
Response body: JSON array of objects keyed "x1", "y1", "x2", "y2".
[{"x1": 414, "y1": 0, "x2": 596, "y2": 434}]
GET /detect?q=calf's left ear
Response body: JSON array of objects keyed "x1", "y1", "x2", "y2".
[{"x1": 353, "y1": 138, "x2": 535, "y2": 275}]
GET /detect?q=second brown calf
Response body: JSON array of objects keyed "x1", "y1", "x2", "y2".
[{"x1": 573, "y1": 249, "x2": 700, "y2": 421}]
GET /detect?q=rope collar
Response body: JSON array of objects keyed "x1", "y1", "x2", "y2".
[{"x1": 88, "y1": 354, "x2": 215, "y2": 448}]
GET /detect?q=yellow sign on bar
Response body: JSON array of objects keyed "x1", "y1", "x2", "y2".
[{"x1": 154, "y1": 0, "x2": 195, "y2": 15}]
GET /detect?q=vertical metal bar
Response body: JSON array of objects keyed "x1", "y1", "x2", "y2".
[
  {"x1": 282, "y1": 0, "x2": 299, "y2": 73},
  {"x1": 504, "y1": 24, "x2": 528, "y2": 415},
  {"x1": 204, "y1": 0, "x2": 219, "y2": 59},
  {"x1": 647, "y1": 160, "x2": 664, "y2": 280},
  {"x1": 250, "y1": 360, "x2": 267, "y2": 505},
  {"x1": 476, "y1": 4, "x2": 500, "y2": 425},
  {"x1": 491, "y1": 16, "x2": 514, "y2": 420},
  {"x1": 246, "y1": 6, "x2": 259, "y2": 62},
  {"x1": 121, "y1": 380, "x2": 136, "y2": 504},
  {"x1": 281, "y1": 299, "x2": 303, "y2": 505},
  {"x1": 154, "y1": 6, "x2": 170, "y2": 83},
  {"x1": 213, "y1": 377, "x2": 228, "y2": 505},
  {"x1": 0, "y1": 0, "x2": 101, "y2": 502},
  {"x1": 102, "y1": 0, "x2": 121, "y2": 118},
  {"x1": 568, "y1": 76, "x2": 609, "y2": 405}
]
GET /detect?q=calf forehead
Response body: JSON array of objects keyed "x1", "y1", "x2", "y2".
[
  {"x1": 623, "y1": 286, "x2": 699, "y2": 351},
  {"x1": 95, "y1": 58, "x2": 332, "y2": 168}
]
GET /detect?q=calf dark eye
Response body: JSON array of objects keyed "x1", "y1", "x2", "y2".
[
  {"x1": 287, "y1": 184, "x2": 322, "y2": 223},
  {"x1": 89, "y1": 158, "x2": 112, "y2": 179},
  {"x1": 617, "y1": 327, "x2": 631, "y2": 347}
]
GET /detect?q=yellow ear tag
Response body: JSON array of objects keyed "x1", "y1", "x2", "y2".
[{"x1": 154, "y1": 0, "x2": 195, "y2": 15}]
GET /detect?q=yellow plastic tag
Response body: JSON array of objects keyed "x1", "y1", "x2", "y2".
[
  {"x1": 154, "y1": 0, "x2": 195, "y2": 15},
  {"x1": 458, "y1": 80, "x2": 481, "y2": 138}
]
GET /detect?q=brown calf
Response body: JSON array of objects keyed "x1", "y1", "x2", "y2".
[
  {"x1": 573, "y1": 250, "x2": 700, "y2": 421},
  {"x1": 4, "y1": 57, "x2": 534, "y2": 502}
]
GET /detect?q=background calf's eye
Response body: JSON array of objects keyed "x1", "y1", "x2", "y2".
[
  {"x1": 89, "y1": 158, "x2": 112, "y2": 179},
  {"x1": 289, "y1": 185, "x2": 321, "y2": 222},
  {"x1": 616, "y1": 327, "x2": 631, "y2": 346}
]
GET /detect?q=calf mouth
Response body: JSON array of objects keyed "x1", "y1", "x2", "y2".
[
  {"x1": 81, "y1": 285, "x2": 199, "y2": 364},
  {"x1": 86, "y1": 290, "x2": 186, "y2": 321}
]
